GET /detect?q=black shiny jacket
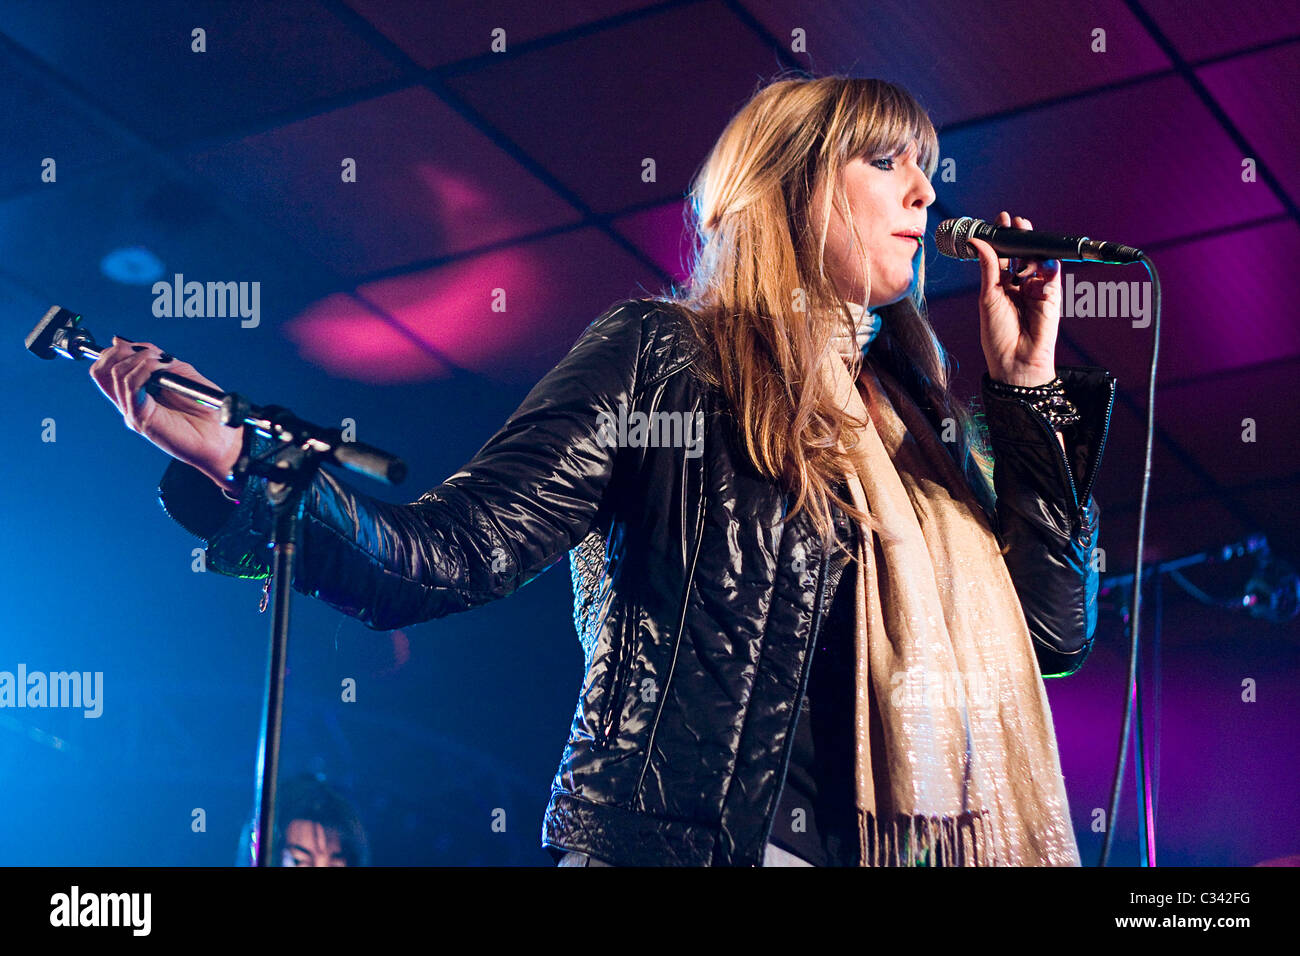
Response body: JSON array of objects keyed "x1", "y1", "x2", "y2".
[{"x1": 157, "y1": 298, "x2": 1116, "y2": 867}]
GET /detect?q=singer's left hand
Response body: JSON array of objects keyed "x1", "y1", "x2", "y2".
[{"x1": 969, "y1": 210, "x2": 1061, "y2": 387}]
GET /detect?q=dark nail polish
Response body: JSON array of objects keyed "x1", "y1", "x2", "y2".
[
  {"x1": 159, "y1": 353, "x2": 174, "y2": 363},
  {"x1": 131, "y1": 345, "x2": 147, "y2": 352}
]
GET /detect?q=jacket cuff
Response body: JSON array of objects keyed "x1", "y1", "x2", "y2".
[
  {"x1": 980, "y1": 365, "x2": 1117, "y2": 519},
  {"x1": 157, "y1": 431, "x2": 276, "y2": 579}
]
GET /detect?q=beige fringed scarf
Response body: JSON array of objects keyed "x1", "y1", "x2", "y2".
[{"x1": 824, "y1": 304, "x2": 1080, "y2": 867}]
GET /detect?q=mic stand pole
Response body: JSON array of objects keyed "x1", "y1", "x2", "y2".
[
  {"x1": 1098, "y1": 533, "x2": 1269, "y2": 867},
  {"x1": 242, "y1": 422, "x2": 322, "y2": 869}
]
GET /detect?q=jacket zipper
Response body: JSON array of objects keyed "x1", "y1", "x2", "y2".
[
  {"x1": 1013, "y1": 374, "x2": 1117, "y2": 538},
  {"x1": 599, "y1": 615, "x2": 635, "y2": 746},
  {"x1": 1075, "y1": 378, "x2": 1117, "y2": 524},
  {"x1": 757, "y1": 542, "x2": 831, "y2": 863},
  {"x1": 1037, "y1": 411, "x2": 1081, "y2": 526},
  {"x1": 632, "y1": 444, "x2": 709, "y2": 801}
]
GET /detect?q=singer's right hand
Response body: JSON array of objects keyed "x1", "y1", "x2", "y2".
[
  {"x1": 89, "y1": 336, "x2": 243, "y2": 491},
  {"x1": 968, "y1": 210, "x2": 1061, "y2": 388}
]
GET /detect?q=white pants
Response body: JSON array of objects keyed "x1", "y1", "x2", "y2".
[{"x1": 557, "y1": 840, "x2": 814, "y2": 866}]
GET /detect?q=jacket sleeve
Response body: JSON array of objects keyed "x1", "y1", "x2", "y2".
[
  {"x1": 979, "y1": 366, "x2": 1117, "y2": 677},
  {"x1": 156, "y1": 299, "x2": 651, "y2": 630}
]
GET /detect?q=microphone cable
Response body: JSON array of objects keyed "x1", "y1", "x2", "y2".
[{"x1": 1098, "y1": 258, "x2": 1161, "y2": 867}]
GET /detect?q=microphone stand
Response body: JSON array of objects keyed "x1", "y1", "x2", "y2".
[
  {"x1": 26, "y1": 305, "x2": 407, "y2": 866},
  {"x1": 1098, "y1": 533, "x2": 1270, "y2": 867}
]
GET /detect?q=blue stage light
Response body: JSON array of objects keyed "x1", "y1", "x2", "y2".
[{"x1": 100, "y1": 246, "x2": 165, "y2": 285}]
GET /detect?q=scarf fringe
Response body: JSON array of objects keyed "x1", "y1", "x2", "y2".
[{"x1": 858, "y1": 808, "x2": 999, "y2": 866}]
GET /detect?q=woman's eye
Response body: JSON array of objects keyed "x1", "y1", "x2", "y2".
[{"x1": 869, "y1": 157, "x2": 896, "y2": 171}]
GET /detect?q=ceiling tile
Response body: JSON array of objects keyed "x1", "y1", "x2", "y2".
[
  {"x1": 0, "y1": 53, "x2": 138, "y2": 199},
  {"x1": 610, "y1": 199, "x2": 694, "y2": 284},
  {"x1": 179, "y1": 86, "x2": 582, "y2": 278},
  {"x1": 282, "y1": 291, "x2": 453, "y2": 383},
  {"x1": 344, "y1": 0, "x2": 652, "y2": 69},
  {"x1": 0, "y1": 163, "x2": 333, "y2": 338},
  {"x1": 746, "y1": 0, "x2": 1170, "y2": 125},
  {"x1": 927, "y1": 74, "x2": 1284, "y2": 299},
  {"x1": 1142, "y1": 0, "x2": 1300, "y2": 62},
  {"x1": 344, "y1": 227, "x2": 667, "y2": 383},
  {"x1": 443, "y1": 3, "x2": 774, "y2": 214},
  {"x1": 0, "y1": 0, "x2": 403, "y2": 145},
  {"x1": 1156, "y1": 358, "x2": 1300, "y2": 489},
  {"x1": 1198, "y1": 41, "x2": 1300, "y2": 206}
]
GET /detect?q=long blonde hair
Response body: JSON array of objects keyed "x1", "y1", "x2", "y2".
[{"x1": 656, "y1": 75, "x2": 995, "y2": 547}]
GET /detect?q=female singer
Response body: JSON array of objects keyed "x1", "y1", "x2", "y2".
[{"x1": 92, "y1": 76, "x2": 1114, "y2": 867}]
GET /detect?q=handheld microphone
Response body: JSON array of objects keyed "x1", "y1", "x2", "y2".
[{"x1": 935, "y1": 216, "x2": 1144, "y2": 264}]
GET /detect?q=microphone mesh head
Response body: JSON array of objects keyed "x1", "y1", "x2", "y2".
[{"x1": 935, "y1": 217, "x2": 980, "y2": 260}]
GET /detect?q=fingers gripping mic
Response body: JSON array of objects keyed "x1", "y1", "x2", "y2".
[{"x1": 935, "y1": 217, "x2": 1144, "y2": 264}]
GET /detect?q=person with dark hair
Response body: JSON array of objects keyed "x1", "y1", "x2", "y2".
[
  {"x1": 237, "y1": 774, "x2": 371, "y2": 867},
  {"x1": 93, "y1": 75, "x2": 1114, "y2": 866}
]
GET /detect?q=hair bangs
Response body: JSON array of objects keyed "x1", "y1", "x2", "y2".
[{"x1": 843, "y1": 82, "x2": 940, "y2": 179}]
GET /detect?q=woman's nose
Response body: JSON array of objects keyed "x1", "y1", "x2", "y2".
[{"x1": 911, "y1": 174, "x2": 936, "y2": 209}]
